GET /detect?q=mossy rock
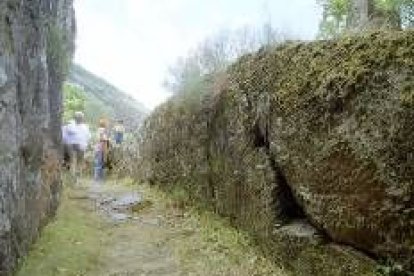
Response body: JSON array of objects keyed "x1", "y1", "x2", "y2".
[{"x1": 138, "y1": 30, "x2": 414, "y2": 273}]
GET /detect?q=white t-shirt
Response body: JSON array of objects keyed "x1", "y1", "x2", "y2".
[
  {"x1": 62, "y1": 125, "x2": 69, "y2": 145},
  {"x1": 69, "y1": 123, "x2": 91, "y2": 151},
  {"x1": 63, "y1": 121, "x2": 76, "y2": 145}
]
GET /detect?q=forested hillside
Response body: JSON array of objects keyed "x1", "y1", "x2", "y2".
[{"x1": 66, "y1": 64, "x2": 148, "y2": 129}]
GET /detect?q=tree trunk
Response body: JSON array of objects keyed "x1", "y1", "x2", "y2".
[
  {"x1": 347, "y1": 0, "x2": 372, "y2": 28},
  {"x1": 347, "y1": 0, "x2": 401, "y2": 30}
]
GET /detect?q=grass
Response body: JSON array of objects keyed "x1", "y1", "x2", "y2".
[
  {"x1": 17, "y1": 189, "x2": 109, "y2": 276},
  {"x1": 17, "y1": 179, "x2": 287, "y2": 276},
  {"x1": 173, "y1": 210, "x2": 286, "y2": 276},
  {"x1": 143, "y1": 184, "x2": 287, "y2": 276}
]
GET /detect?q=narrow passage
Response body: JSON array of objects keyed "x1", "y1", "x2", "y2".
[{"x1": 18, "y1": 179, "x2": 286, "y2": 276}]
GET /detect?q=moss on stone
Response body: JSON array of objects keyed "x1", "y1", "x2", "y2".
[
  {"x1": 46, "y1": 23, "x2": 71, "y2": 78},
  {"x1": 400, "y1": 78, "x2": 414, "y2": 106},
  {"x1": 228, "y1": 31, "x2": 414, "y2": 115},
  {"x1": 0, "y1": 2, "x2": 16, "y2": 53},
  {"x1": 137, "y1": 30, "x2": 414, "y2": 274}
]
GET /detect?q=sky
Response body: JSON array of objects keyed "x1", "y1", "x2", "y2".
[{"x1": 74, "y1": 0, "x2": 323, "y2": 110}]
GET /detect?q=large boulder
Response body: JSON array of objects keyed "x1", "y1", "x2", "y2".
[
  {"x1": 228, "y1": 31, "x2": 414, "y2": 269},
  {"x1": 271, "y1": 33, "x2": 413, "y2": 269},
  {"x1": 137, "y1": 31, "x2": 413, "y2": 273},
  {"x1": 0, "y1": 0, "x2": 75, "y2": 274}
]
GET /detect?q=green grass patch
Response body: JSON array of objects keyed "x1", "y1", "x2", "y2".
[
  {"x1": 17, "y1": 190, "x2": 109, "y2": 276},
  {"x1": 173, "y1": 209, "x2": 287, "y2": 276},
  {"x1": 141, "y1": 183, "x2": 287, "y2": 275},
  {"x1": 17, "y1": 180, "x2": 287, "y2": 275}
]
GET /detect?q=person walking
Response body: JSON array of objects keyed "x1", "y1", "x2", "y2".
[
  {"x1": 69, "y1": 112, "x2": 91, "y2": 183},
  {"x1": 94, "y1": 118, "x2": 110, "y2": 182},
  {"x1": 62, "y1": 120, "x2": 75, "y2": 170},
  {"x1": 113, "y1": 119, "x2": 125, "y2": 145}
]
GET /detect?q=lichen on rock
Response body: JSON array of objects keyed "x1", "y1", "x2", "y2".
[
  {"x1": 0, "y1": 0, "x2": 75, "y2": 274},
  {"x1": 137, "y1": 30, "x2": 414, "y2": 274}
]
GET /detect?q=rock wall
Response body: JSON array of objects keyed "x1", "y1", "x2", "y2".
[
  {"x1": 0, "y1": 0, "x2": 75, "y2": 274},
  {"x1": 137, "y1": 31, "x2": 414, "y2": 274}
]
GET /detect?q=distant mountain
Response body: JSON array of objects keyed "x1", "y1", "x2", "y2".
[{"x1": 67, "y1": 64, "x2": 148, "y2": 130}]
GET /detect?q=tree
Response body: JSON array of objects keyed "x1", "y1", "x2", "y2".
[
  {"x1": 318, "y1": 0, "x2": 413, "y2": 38},
  {"x1": 63, "y1": 84, "x2": 86, "y2": 122},
  {"x1": 348, "y1": 0, "x2": 402, "y2": 29},
  {"x1": 164, "y1": 23, "x2": 288, "y2": 95},
  {"x1": 318, "y1": 0, "x2": 350, "y2": 38},
  {"x1": 347, "y1": 0, "x2": 375, "y2": 28}
]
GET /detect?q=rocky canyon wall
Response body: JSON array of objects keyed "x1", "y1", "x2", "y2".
[{"x1": 0, "y1": 0, "x2": 75, "y2": 274}]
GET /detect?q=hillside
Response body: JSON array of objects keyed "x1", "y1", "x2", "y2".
[{"x1": 67, "y1": 64, "x2": 148, "y2": 130}]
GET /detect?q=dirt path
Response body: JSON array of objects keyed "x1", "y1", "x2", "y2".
[{"x1": 18, "y1": 179, "x2": 285, "y2": 276}]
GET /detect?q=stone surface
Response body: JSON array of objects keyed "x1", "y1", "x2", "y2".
[
  {"x1": 268, "y1": 220, "x2": 376, "y2": 276},
  {"x1": 0, "y1": 0, "x2": 75, "y2": 274},
  {"x1": 137, "y1": 31, "x2": 414, "y2": 273},
  {"x1": 264, "y1": 33, "x2": 414, "y2": 269}
]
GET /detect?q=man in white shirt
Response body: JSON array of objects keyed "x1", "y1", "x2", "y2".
[
  {"x1": 69, "y1": 112, "x2": 91, "y2": 181},
  {"x1": 62, "y1": 120, "x2": 75, "y2": 169}
]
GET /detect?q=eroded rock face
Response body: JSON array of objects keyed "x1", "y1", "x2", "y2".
[
  {"x1": 138, "y1": 31, "x2": 413, "y2": 273},
  {"x1": 228, "y1": 31, "x2": 413, "y2": 269},
  {"x1": 267, "y1": 34, "x2": 413, "y2": 269},
  {"x1": 0, "y1": 0, "x2": 75, "y2": 273}
]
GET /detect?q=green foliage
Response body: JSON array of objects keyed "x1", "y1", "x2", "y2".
[
  {"x1": 68, "y1": 65, "x2": 147, "y2": 130},
  {"x1": 63, "y1": 84, "x2": 86, "y2": 122},
  {"x1": 375, "y1": 0, "x2": 400, "y2": 10},
  {"x1": 62, "y1": 81, "x2": 114, "y2": 126},
  {"x1": 318, "y1": 0, "x2": 414, "y2": 38},
  {"x1": 318, "y1": 0, "x2": 350, "y2": 38}
]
